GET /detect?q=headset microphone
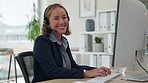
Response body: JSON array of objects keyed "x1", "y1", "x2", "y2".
[
  {"x1": 43, "y1": 23, "x2": 59, "y2": 33},
  {"x1": 43, "y1": 22, "x2": 52, "y2": 34},
  {"x1": 43, "y1": 22, "x2": 51, "y2": 29}
]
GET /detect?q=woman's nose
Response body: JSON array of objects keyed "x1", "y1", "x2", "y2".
[{"x1": 59, "y1": 19, "x2": 64, "y2": 24}]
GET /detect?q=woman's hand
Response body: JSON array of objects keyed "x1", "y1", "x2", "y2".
[{"x1": 84, "y1": 66, "x2": 111, "y2": 78}]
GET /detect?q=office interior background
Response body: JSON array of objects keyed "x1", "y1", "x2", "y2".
[{"x1": 0, "y1": 0, "x2": 148, "y2": 81}]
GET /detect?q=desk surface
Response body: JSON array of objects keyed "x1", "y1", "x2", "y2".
[{"x1": 38, "y1": 71, "x2": 148, "y2": 83}]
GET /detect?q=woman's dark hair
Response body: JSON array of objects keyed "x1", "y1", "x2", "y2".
[{"x1": 42, "y1": 3, "x2": 71, "y2": 36}]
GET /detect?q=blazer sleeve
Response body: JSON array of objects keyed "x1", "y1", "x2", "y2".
[{"x1": 34, "y1": 35, "x2": 85, "y2": 79}]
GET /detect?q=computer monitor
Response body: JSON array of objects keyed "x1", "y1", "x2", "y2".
[{"x1": 112, "y1": 0, "x2": 148, "y2": 70}]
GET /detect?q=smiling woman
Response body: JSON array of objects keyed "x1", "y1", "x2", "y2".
[{"x1": 32, "y1": 3, "x2": 111, "y2": 83}]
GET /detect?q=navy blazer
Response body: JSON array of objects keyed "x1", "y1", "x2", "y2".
[{"x1": 32, "y1": 35, "x2": 95, "y2": 82}]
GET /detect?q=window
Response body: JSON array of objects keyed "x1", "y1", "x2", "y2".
[
  {"x1": 0, "y1": 0, "x2": 39, "y2": 42},
  {"x1": 0, "y1": 0, "x2": 39, "y2": 80}
]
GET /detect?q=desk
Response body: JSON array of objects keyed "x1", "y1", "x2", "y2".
[
  {"x1": 0, "y1": 48, "x2": 17, "y2": 83},
  {"x1": 37, "y1": 71, "x2": 148, "y2": 83}
]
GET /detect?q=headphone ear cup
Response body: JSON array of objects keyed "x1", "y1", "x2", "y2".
[{"x1": 44, "y1": 17, "x2": 49, "y2": 25}]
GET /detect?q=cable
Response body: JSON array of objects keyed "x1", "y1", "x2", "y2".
[{"x1": 135, "y1": 50, "x2": 148, "y2": 73}]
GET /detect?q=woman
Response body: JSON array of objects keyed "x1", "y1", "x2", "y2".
[{"x1": 32, "y1": 3, "x2": 111, "y2": 82}]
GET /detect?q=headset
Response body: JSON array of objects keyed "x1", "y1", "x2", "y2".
[{"x1": 43, "y1": 4, "x2": 70, "y2": 27}]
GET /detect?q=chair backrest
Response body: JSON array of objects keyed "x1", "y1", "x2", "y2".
[{"x1": 15, "y1": 51, "x2": 34, "y2": 83}]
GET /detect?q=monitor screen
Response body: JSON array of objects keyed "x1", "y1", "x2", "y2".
[{"x1": 112, "y1": 0, "x2": 148, "y2": 70}]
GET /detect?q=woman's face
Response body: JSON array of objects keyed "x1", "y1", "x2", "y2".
[{"x1": 49, "y1": 7, "x2": 69, "y2": 35}]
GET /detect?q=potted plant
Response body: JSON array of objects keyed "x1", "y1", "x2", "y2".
[
  {"x1": 26, "y1": 2, "x2": 40, "y2": 41},
  {"x1": 93, "y1": 36, "x2": 104, "y2": 52},
  {"x1": 95, "y1": 36, "x2": 103, "y2": 44}
]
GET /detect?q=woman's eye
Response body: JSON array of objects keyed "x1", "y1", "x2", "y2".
[
  {"x1": 54, "y1": 18, "x2": 59, "y2": 20},
  {"x1": 63, "y1": 17, "x2": 67, "y2": 20}
]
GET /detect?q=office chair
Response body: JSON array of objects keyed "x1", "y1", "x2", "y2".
[{"x1": 15, "y1": 51, "x2": 34, "y2": 83}]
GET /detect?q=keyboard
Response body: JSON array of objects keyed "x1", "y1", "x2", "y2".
[{"x1": 86, "y1": 72, "x2": 120, "y2": 83}]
